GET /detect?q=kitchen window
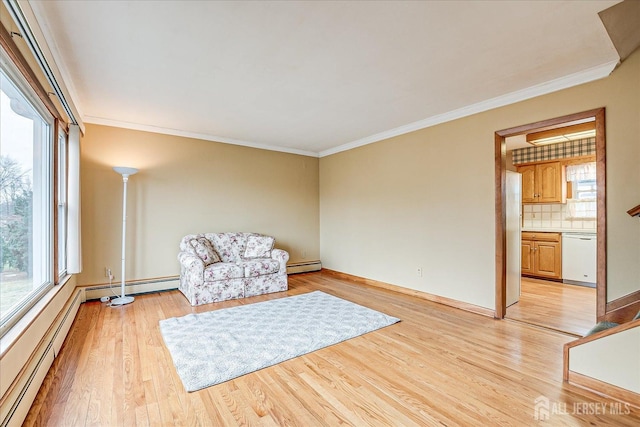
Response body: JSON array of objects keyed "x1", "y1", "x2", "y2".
[
  {"x1": 566, "y1": 162, "x2": 597, "y2": 219},
  {"x1": 573, "y1": 178, "x2": 597, "y2": 201}
]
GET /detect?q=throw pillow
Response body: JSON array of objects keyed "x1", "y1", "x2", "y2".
[
  {"x1": 190, "y1": 237, "x2": 221, "y2": 265},
  {"x1": 243, "y1": 234, "x2": 275, "y2": 259}
]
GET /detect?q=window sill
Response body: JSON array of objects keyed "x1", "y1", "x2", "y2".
[{"x1": 0, "y1": 274, "x2": 74, "y2": 357}]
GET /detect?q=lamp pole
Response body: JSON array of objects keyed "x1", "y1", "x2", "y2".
[{"x1": 111, "y1": 167, "x2": 138, "y2": 306}]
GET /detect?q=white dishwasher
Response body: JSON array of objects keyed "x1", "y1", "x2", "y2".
[{"x1": 562, "y1": 232, "x2": 597, "y2": 287}]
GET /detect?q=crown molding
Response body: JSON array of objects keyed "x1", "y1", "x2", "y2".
[
  {"x1": 319, "y1": 59, "x2": 619, "y2": 157},
  {"x1": 84, "y1": 58, "x2": 618, "y2": 159},
  {"x1": 83, "y1": 116, "x2": 320, "y2": 158}
]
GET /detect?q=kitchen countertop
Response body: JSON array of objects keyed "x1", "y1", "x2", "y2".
[{"x1": 522, "y1": 227, "x2": 597, "y2": 234}]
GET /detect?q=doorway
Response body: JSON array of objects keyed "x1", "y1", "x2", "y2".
[
  {"x1": 506, "y1": 277, "x2": 596, "y2": 335},
  {"x1": 494, "y1": 108, "x2": 606, "y2": 334}
]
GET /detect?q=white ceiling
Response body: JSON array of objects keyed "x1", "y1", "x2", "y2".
[{"x1": 28, "y1": 1, "x2": 620, "y2": 157}]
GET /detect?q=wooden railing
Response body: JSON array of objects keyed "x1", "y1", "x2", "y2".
[
  {"x1": 563, "y1": 318, "x2": 640, "y2": 407},
  {"x1": 562, "y1": 206, "x2": 640, "y2": 405}
]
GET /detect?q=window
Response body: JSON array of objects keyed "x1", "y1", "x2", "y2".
[
  {"x1": 573, "y1": 179, "x2": 597, "y2": 201},
  {"x1": 1, "y1": 52, "x2": 54, "y2": 336},
  {"x1": 566, "y1": 163, "x2": 597, "y2": 219},
  {"x1": 57, "y1": 127, "x2": 68, "y2": 279}
]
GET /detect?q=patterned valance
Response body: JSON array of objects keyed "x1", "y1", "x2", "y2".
[{"x1": 512, "y1": 137, "x2": 595, "y2": 165}]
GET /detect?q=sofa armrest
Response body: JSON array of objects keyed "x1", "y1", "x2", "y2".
[
  {"x1": 178, "y1": 251, "x2": 204, "y2": 269},
  {"x1": 178, "y1": 251, "x2": 205, "y2": 285},
  {"x1": 271, "y1": 249, "x2": 289, "y2": 273}
]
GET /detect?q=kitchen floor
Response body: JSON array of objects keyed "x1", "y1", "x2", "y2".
[{"x1": 505, "y1": 277, "x2": 596, "y2": 336}]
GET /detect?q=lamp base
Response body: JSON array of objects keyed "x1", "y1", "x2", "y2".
[{"x1": 110, "y1": 296, "x2": 135, "y2": 306}]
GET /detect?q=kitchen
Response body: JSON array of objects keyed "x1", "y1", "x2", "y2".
[{"x1": 504, "y1": 121, "x2": 598, "y2": 336}]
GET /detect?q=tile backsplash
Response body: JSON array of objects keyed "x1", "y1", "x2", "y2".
[{"x1": 522, "y1": 204, "x2": 596, "y2": 230}]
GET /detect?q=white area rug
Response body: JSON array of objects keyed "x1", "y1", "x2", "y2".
[{"x1": 159, "y1": 291, "x2": 400, "y2": 392}]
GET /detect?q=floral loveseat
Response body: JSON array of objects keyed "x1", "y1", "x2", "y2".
[{"x1": 178, "y1": 232, "x2": 289, "y2": 306}]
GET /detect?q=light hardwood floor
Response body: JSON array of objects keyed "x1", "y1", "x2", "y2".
[
  {"x1": 506, "y1": 277, "x2": 596, "y2": 337},
  {"x1": 25, "y1": 271, "x2": 638, "y2": 426}
]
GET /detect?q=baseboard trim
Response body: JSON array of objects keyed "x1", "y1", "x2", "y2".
[
  {"x1": 322, "y1": 269, "x2": 495, "y2": 318},
  {"x1": 82, "y1": 276, "x2": 179, "y2": 301},
  {"x1": 77, "y1": 275, "x2": 179, "y2": 289},
  {"x1": 80, "y1": 263, "x2": 326, "y2": 299},
  {"x1": 79, "y1": 263, "x2": 324, "y2": 299},
  {"x1": 567, "y1": 371, "x2": 640, "y2": 409},
  {"x1": 607, "y1": 289, "x2": 640, "y2": 311},
  {"x1": 605, "y1": 290, "x2": 640, "y2": 323}
]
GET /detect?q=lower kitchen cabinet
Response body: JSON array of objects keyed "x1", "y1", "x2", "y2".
[{"x1": 521, "y1": 232, "x2": 562, "y2": 280}]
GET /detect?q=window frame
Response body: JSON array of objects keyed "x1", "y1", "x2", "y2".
[
  {"x1": 0, "y1": 45, "x2": 56, "y2": 338},
  {"x1": 573, "y1": 178, "x2": 597, "y2": 201},
  {"x1": 56, "y1": 124, "x2": 68, "y2": 281}
]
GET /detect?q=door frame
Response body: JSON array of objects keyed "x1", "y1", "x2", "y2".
[{"x1": 494, "y1": 107, "x2": 606, "y2": 320}]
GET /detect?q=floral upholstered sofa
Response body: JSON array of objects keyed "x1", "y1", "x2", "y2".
[{"x1": 178, "y1": 232, "x2": 289, "y2": 306}]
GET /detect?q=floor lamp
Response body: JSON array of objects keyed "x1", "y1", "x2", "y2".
[{"x1": 111, "y1": 166, "x2": 138, "y2": 306}]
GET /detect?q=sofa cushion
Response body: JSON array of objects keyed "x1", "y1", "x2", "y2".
[
  {"x1": 203, "y1": 262, "x2": 244, "y2": 281},
  {"x1": 207, "y1": 232, "x2": 247, "y2": 262},
  {"x1": 241, "y1": 259, "x2": 281, "y2": 278},
  {"x1": 243, "y1": 234, "x2": 275, "y2": 259},
  {"x1": 189, "y1": 237, "x2": 220, "y2": 265}
]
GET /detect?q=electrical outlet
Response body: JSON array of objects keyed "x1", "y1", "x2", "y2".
[
  {"x1": 416, "y1": 267, "x2": 423, "y2": 277},
  {"x1": 301, "y1": 250, "x2": 307, "y2": 259}
]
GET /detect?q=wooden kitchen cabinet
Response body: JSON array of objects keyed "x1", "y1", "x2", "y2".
[
  {"x1": 521, "y1": 240, "x2": 534, "y2": 275},
  {"x1": 517, "y1": 161, "x2": 566, "y2": 203},
  {"x1": 521, "y1": 232, "x2": 562, "y2": 280}
]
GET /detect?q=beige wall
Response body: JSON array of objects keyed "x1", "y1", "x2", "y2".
[
  {"x1": 320, "y1": 49, "x2": 640, "y2": 309},
  {"x1": 79, "y1": 124, "x2": 319, "y2": 285}
]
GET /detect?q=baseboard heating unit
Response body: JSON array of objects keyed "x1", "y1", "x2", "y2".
[
  {"x1": 83, "y1": 277, "x2": 180, "y2": 301},
  {"x1": 287, "y1": 261, "x2": 322, "y2": 274},
  {"x1": 1, "y1": 289, "x2": 82, "y2": 427}
]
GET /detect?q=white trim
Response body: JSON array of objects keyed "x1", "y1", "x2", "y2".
[
  {"x1": 83, "y1": 277, "x2": 179, "y2": 301},
  {"x1": 0, "y1": 45, "x2": 53, "y2": 123},
  {"x1": 67, "y1": 125, "x2": 82, "y2": 273},
  {"x1": 83, "y1": 116, "x2": 320, "y2": 158},
  {"x1": 7, "y1": 0, "x2": 621, "y2": 157},
  {"x1": 0, "y1": 45, "x2": 56, "y2": 339},
  {"x1": 12, "y1": 0, "x2": 85, "y2": 132},
  {"x1": 319, "y1": 59, "x2": 619, "y2": 157},
  {"x1": 38, "y1": 49, "x2": 616, "y2": 161}
]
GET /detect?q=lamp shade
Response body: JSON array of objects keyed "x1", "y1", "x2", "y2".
[{"x1": 113, "y1": 166, "x2": 139, "y2": 176}]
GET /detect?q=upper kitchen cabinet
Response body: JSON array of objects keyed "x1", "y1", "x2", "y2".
[{"x1": 517, "y1": 161, "x2": 566, "y2": 204}]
